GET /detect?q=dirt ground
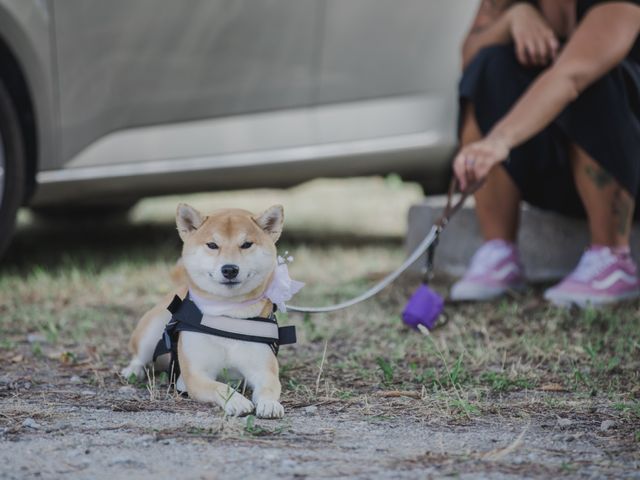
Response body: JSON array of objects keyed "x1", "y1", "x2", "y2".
[
  {"x1": 1, "y1": 178, "x2": 639, "y2": 479},
  {"x1": 1, "y1": 367, "x2": 638, "y2": 479}
]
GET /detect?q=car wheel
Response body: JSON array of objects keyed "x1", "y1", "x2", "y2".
[{"x1": 0, "y1": 79, "x2": 26, "y2": 259}]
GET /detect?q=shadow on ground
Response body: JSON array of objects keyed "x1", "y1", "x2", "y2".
[{"x1": 2, "y1": 216, "x2": 402, "y2": 274}]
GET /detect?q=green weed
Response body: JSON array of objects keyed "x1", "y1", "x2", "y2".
[
  {"x1": 480, "y1": 372, "x2": 536, "y2": 392},
  {"x1": 244, "y1": 415, "x2": 284, "y2": 437},
  {"x1": 376, "y1": 357, "x2": 395, "y2": 385}
]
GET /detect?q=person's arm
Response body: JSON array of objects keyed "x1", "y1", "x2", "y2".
[
  {"x1": 462, "y1": 0, "x2": 514, "y2": 67},
  {"x1": 454, "y1": 2, "x2": 640, "y2": 190},
  {"x1": 462, "y1": 1, "x2": 559, "y2": 68}
]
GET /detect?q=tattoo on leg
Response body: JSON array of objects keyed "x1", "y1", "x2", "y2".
[
  {"x1": 612, "y1": 189, "x2": 632, "y2": 236},
  {"x1": 585, "y1": 165, "x2": 613, "y2": 189}
]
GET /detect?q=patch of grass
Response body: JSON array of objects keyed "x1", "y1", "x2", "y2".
[
  {"x1": 480, "y1": 372, "x2": 536, "y2": 392},
  {"x1": 30, "y1": 343, "x2": 42, "y2": 358},
  {"x1": 127, "y1": 373, "x2": 145, "y2": 388},
  {"x1": 449, "y1": 398, "x2": 480, "y2": 417},
  {"x1": 446, "y1": 354, "x2": 467, "y2": 389},
  {"x1": 300, "y1": 312, "x2": 325, "y2": 342},
  {"x1": 337, "y1": 389, "x2": 355, "y2": 400},
  {"x1": 2, "y1": 178, "x2": 640, "y2": 430},
  {"x1": 244, "y1": 415, "x2": 284, "y2": 437},
  {"x1": 186, "y1": 426, "x2": 217, "y2": 436},
  {"x1": 376, "y1": 357, "x2": 395, "y2": 385},
  {"x1": 613, "y1": 401, "x2": 640, "y2": 418}
]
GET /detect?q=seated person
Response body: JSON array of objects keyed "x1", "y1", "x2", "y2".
[{"x1": 451, "y1": 0, "x2": 640, "y2": 307}]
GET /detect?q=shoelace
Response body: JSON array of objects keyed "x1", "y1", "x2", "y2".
[
  {"x1": 468, "y1": 241, "x2": 513, "y2": 276},
  {"x1": 570, "y1": 249, "x2": 617, "y2": 282}
]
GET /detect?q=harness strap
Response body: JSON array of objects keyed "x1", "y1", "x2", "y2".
[{"x1": 153, "y1": 295, "x2": 296, "y2": 379}]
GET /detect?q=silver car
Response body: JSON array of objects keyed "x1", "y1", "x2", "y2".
[{"x1": 0, "y1": 0, "x2": 475, "y2": 255}]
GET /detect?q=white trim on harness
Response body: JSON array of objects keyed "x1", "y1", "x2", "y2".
[{"x1": 200, "y1": 315, "x2": 280, "y2": 341}]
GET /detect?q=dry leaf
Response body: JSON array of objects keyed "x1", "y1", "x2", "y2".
[
  {"x1": 376, "y1": 390, "x2": 422, "y2": 399},
  {"x1": 60, "y1": 351, "x2": 77, "y2": 365},
  {"x1": 540, "y1": 383, "x2": 566, "y2": 392}
]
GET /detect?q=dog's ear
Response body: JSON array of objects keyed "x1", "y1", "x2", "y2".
[
  {"x1": 254, "y1": 205, "x2": 284, "y2": 242},
  {"x1": 176, "y1": 203, "x2": 205, "y2": 240}
]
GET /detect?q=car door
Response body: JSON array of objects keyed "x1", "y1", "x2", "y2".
[
  {"x1": 314, "y1": 0, "x2": 475, "y2": 189},
  {"x1": 51, "y1": 0, "x2": 318, "y2": 168}
]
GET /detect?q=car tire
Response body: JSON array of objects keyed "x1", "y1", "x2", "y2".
[{"x1": 0, "y1": 78, "x2": 26, "y2": 259}]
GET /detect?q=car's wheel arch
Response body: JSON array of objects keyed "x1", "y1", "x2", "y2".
[{"x1": 0, "y1": 34, "x2": 38, "y2": 203}]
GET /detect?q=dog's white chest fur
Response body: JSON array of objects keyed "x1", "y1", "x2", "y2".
[
  {"x1": 174, "y1": 300, "x2": 285, "y2": 418},
  {"x1": 176, "y1": 302, "x2": 275, "y2": 390},
  {"x1": 179, "y1": 333, "x2": 274, "y2": 381}
]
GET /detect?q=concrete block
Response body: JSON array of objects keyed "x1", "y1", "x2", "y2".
[{"x1": 406, "y1": 196, "x2": 640, "y2": 282}]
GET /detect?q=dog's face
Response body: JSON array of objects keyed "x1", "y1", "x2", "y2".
[{"x1": 176, "y1": 204, "x2": 283, "y2": 299}]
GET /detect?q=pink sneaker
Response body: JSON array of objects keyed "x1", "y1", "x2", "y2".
[
  {"x1": 544, "y1": 246, "x2": 640, "y2": 308},
  {"x1": 450, "y1": 240, "x2": 525, "y2": 301}
]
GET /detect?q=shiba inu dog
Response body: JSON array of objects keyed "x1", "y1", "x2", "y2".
[{"x1": 121, "y1": 204, "x2": 301, "y2": 418}]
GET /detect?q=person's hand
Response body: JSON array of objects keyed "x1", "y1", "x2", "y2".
[
  {"x1": 508, "y1": 3, "x2": 559, "y2": 67},
  {"x1": 453, "y1": 134, "x2": 511, "y2": 192}
]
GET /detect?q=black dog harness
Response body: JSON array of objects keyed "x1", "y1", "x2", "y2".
[{"x1": 153, "y1": 295, "x2": 296, "y2": 377}]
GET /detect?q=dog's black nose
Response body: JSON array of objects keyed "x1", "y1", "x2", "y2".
[{"x1": 221, "y1": 264, "x2": 239, "y2": 280}]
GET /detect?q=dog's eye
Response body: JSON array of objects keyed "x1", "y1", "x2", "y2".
[
  {"x1": 206, "y1": 242, "x2": 219, "y2": 250},
  {"x1": 240, "y1": 242, "x2": 253, "y2": 249}
]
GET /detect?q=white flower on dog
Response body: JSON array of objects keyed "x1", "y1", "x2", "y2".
[{"x1": 265, "y1": 253, "x2": 304, "y2": 312}]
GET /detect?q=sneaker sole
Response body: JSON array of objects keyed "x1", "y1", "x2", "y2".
[{"x1": 544, "y1": 288, "x2": 640, "y2": 308}]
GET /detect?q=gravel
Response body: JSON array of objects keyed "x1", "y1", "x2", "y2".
[{"x1": 1, "y1": 400, "x2": 638, "y2": 480}]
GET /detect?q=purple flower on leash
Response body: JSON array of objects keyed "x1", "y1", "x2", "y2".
[{"x1": 402, "y1": 284, "x2": 444, "y2": 331}]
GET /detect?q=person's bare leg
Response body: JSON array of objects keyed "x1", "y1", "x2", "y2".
[
  {"x1": 544, "y1": 143, "x2": 638, "y2": 307},
  {"x1": 461, "y1": 104, "x2": 521, "y2": 242},
  {"x1": 569, "y1": 143, "x2": 634, "y2": 248},
  {"x1": 451, "y1": 105, "x2": 525, "y2": 301}
]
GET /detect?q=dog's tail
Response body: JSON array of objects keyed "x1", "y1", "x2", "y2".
[{"x1": 170, "y1": 259, "x2": 189, "y2": 286}]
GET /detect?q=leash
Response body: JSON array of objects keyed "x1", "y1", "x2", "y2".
[{"x1": 285, "y1": 181, "x2": 478, "y2": 314}]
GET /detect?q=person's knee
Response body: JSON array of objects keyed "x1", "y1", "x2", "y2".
[
  {"x1": 459, "y1": 44, "x2": 522, "y2": 133},
  {"x1": 464, "y1": 44, "x2": 518, "y2": 81}
]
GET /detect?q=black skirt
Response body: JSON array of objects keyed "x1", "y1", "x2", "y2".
[{"x1": 459, "y1": 44, "x2": 640, "y2": 218}]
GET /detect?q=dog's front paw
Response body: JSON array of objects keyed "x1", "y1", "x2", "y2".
[
  {"x1": 121, "y1": 360, "x2": 145, "y2": 380},
  {"x1": 255, "y1": 399, "x2": 284, "y2": 419},
  {"x1": 223, "y1": 393, "x2": 254, "y2": 417}
]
